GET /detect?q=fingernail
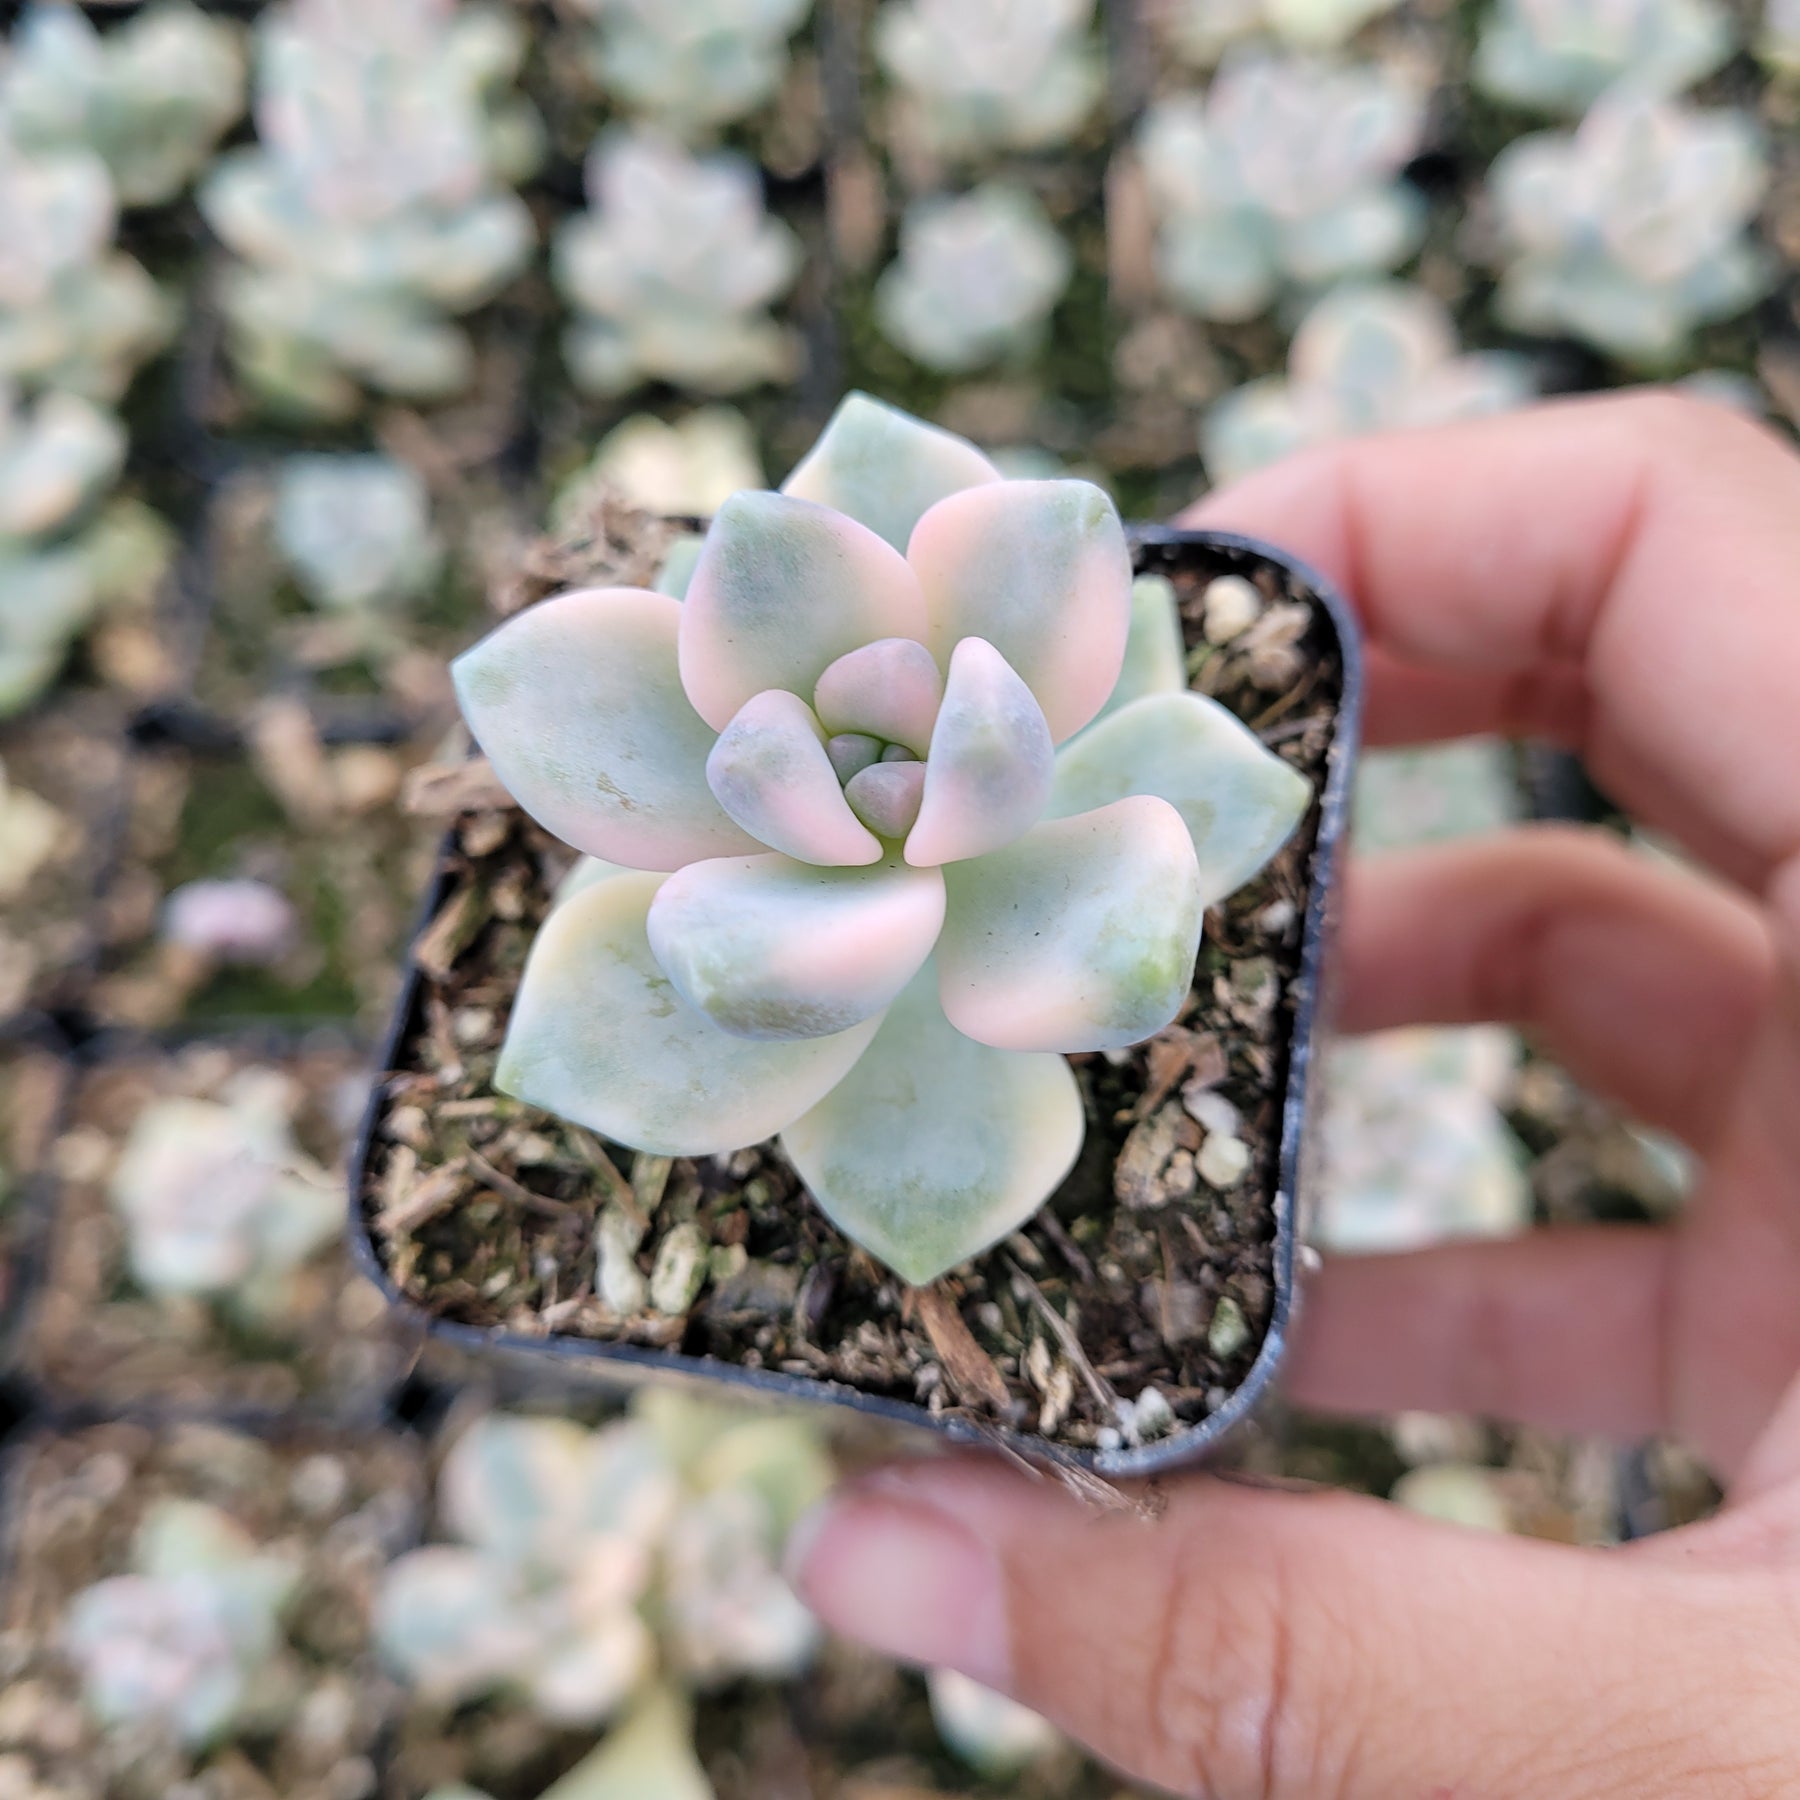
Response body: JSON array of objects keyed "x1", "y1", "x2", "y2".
[{"x1": 785, "y1": 1490, "x2": 1011, "y2": 1688}]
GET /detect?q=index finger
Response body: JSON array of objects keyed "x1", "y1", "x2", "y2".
[{"x1": 1185, "y1": 390, "x2": 1800, "y2": 892}]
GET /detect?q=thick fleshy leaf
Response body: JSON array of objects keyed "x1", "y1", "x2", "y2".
[
  {"x1": 907, "y1": 480, "x2": 1132, "y2": 743},
  {"x1": 1092, "y1": 574, "x2": 1186, "y2": 726},
  {"x1": 781, "y1": 391, "x2": 1002, "y2": 553},
  {"x1": 826, "y1": 732, "x2": 883, "y2": 783},
  {"x1": 646, "y1": 853, "x2": 944, "y2": 1041},
  {"x1": 497, "y1": 874, "x2": 882, "y2": 1157},
  {"x1": 453, "y1": 588, "x2": 757, "y2": 872},
  {"x1": 813, "y1": 637, "x2": 944, "y2": 754},
  {"x1": 845, "y1": 761, "x2": 926, "y2": 838},
  {"x1": 556, "y1": 857, "x2": 632, "y2": 906},
  {"x1": 1050, "y1": 693, "x2": 1313, "y2": 906},
  {"x1": 679, "y1": 491, "x2": 928, "y2": 732},
  {"x1": 538, "y1": 1685, "x2": 711, "y2": 1800},
  {"x1": 905, "y1": 638, "x2": 1054, "y2": 868},
  {"x1": 938, "y1": 797, "x2": 1204, "y2": 1053},
  {"x1": 706, "y1": 690, "x2": 881, "y2": 866},
  {"x1": 781, "y1": 963, "x2": 1083, "y2": 1286}
]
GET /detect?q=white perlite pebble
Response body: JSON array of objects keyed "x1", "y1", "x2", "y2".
[
  {"x1": 1198, "y1": 1131, "x2": 1251, "y2": 1189},
  {"x1": 1202, "y1": 574, "x2": 1262, "y2": 644}
]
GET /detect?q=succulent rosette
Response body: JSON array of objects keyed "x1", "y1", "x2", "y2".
[{"x1": 455, "y1": 395, "x2": 1311, "y2": 1284}]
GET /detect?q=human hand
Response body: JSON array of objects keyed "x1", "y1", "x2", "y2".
[{"x1": 785, "y1": 392, "x2": 1800, "y2": 1798}]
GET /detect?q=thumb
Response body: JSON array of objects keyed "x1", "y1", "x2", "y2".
[{"x1": 786, "y1": 1457, "x2": 1777, "y2": 1799}]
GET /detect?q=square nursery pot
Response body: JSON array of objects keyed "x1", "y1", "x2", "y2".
[{"x1": 349, "y1": 524, "x2": 1363, "y2": 1476}]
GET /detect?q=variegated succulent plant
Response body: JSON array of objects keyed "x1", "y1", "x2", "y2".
[
  {"x1": 1486, "y1": 89, "x2": 1771, "y2": 364},
  {"x1": 929, "y1": 1670, "x2": 1064, "y2": 1777},
  {"x1": 0, "y1": 382, "x2": 141, "y2": 717},
  {"x1": 1474, "y1": 0, "x2": 1734, "y2": 113},
  {"x1": 875, "y1": 0, "x2": 1104, "y2": 159},
  {"x1": 1139, "y1": 55, "x2": 1428, "y2": 320},
  {"x1": 574, "y1": 407, "x2": 767, "y2": 520},
  {"x1": 63, "y1": 1499, "x2": 299, "y2": 1749},
  {"x1": 0, "y1": 2, "x2": 246, "y2": 207},
  {"x1": 198, "y1": 0, "x2": 538, "y2": 418},
  {"x1": 1158, "y1": 0, "x2": 1406, "y2": 60},
  {"x1": 553, "y1": 129, "x2": 801, "y2": 397},
  {"x1": 107, "y1": 1068, "x2": 342, "y2": 1310},
  {"x1": 875, "y1": 186, "x2": 1074, "y2": 373},
  {"x1": 1317, "y1": 1026, "x2": 1529, "y2": 1253},
  {"x1": 1765, "y1": 0, "x2": 1800, "y2": 68},
  {"x1": 564, "y1": 0, "x2": 814, "y2": 139},
  {"x1": 273, "y1": 452, "x2": 443, "y2": 613},
  {"x1": 375, "y1": 1394, "x2": 828, "y2": 1724},
  {"x1": 0, "y1": 134, "x2": 170, "y2": 402},
  {"x1": 455, "y1": 394, "x2": 1311, "y2": 1285},
  {"x1": 1202, "y1": 282, "x2": 1534, "y2": 481}
]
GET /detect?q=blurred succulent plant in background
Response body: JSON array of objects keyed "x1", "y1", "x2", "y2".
[
  {"x1": 0, "y1": 134, "x2": 171, "y2": 402},
  {"x1": 1353, "y1": 737, "x2": 1521, "y2": 850},
  {"x1": 1473, "y1": 0, "x2": 1734, "y2": 113},
  {"x1": 63, "y1": 1499, "x2": 300, "y2": 1749},
  {"x1": 875, "y1": 186, "x2": 1074, "y2": 373},
  {"x1": 572, "y1": 407, "x2": 767, "y2": 520},
  {"x1": 375, "y1": 1392, "x2": 828, "y2": 1725},
  {"x1": 1157, "y1": 0, "x2": 1407, "y2": 61},
  {"x1": 1487, "y1": 88, "x2": 1771, "y2": 363},
  {"x1": 107, "y1": 1067, "x2": 342, "y2": 1311},
  {"x1": 0, "y1": 2, "x2": 246, "y2": 207},
  {"x1": 565, "y1": 0, "x2": 814, "y2": 139},
  {"x1": 0, "y1": 758, "x2": 63, "y2": 902},
  {"x1": 875, "y1": 0, "x2": 1104, "y2": 159},
  {"x1": 553, "y1": 129, "x2": 801, "y2": 396},
  {"x1": 1202, "y1": 282, "x2": 1534, "y2": 481},
  {"x1": 198, "y1": 0, "x2": 538, "y2": 418},
  {"x1": 161, "y1": 877, "x2": 301, "y2": 966},
  {"x1": 1317, "y1": 1026, "x2": 1530, "y2": 1253},
  {"x1": 1764, "y1": 0, "x2": 1800, "y2": 67},
  {"x1": 0, "y1": 382, "x2": 149, "y2": 717},
  {"x1": 455, "y1": 393, "x2": 1311, "y2": 1284},
  {"x1": 1139, "y1": 55, "x2": 1428, "y2": 320},
  {"x1": 928, "y1": 1670, "x2": 1064, "y2": 1778},
  {"x1": 273, "y1": 452, "x2": 443, "y2": 614}
]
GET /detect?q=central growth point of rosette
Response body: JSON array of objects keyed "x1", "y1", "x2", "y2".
[{"x1": 452, "y1": 393, "x2": 1313, "y2": 1286}]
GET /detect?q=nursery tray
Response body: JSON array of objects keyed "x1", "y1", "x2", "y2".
[{"x1": 348, "y1": 525, "x2": 1362, "y2": 1477}]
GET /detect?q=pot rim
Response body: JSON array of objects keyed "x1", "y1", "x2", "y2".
[{"x1": 345, "y1": 525, "x2": 1365, "y2": 1477}]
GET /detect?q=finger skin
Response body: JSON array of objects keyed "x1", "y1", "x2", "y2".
[
  {"x1": 1185, "y1": 391, "x2": 1800, "y2": 890},
  {"x1": 1287, "y1": 1229, "x2": 1672, "y2": 1438},
  {"x1": 1340, "y1": 829, "x2": 1773, "y2": 1149},
  {"x1": 791, "y1": 1458, "x2": 1800, "y2": 1800}
]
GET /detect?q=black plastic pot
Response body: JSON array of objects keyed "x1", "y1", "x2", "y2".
[{"x1": 347, "y1": 527, "x2": 1364, "y2": 1477}]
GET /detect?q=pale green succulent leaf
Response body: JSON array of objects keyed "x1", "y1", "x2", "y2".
[
  {"x1": 679, "y1": 490, "x2": 928, "y2": 733},
  {"x1": 1093, "y1": 574, "x2": 1186, "y2": 725},
  {"x1": 780, "y1": 963, "x2": 1083, "y2": 1286},
  {"x1": 905, "y1": 638, "x2": 1054, "y2": 868},
  {"x1": 648, "y1": 852, "x2": 945, "y2": 1041},
  {"x1": 453, "y1": 586, "x2": 758, "y2": 873},
  {"x1": 654, "y1": 533, "x2": 705, "y2": 599},
  {"x1": 498, "y1": 873, "x2": 882, "y2": 1157},
  {"x1": 780, "y1": 390, "x2": 1001, "y2": 552},
  {"x1": 705, "y1": 689, "x2": 883, "y2": 867},
  {"x1": 1050, "y1": 692, "x2": 1312, "y2": 907},
  {"x1": 538, "y1": 1685, "x2": 712, "y2": 1800},
  {"x1": 938, "y1": 797, "x2": 1203, "y2": 1053},
  {"x1": 555, "y1": 856, "x2": 632, "y2": 906},
  {"x1": 908, "y1": 478, "x2": 1132, "y2": 743}
]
